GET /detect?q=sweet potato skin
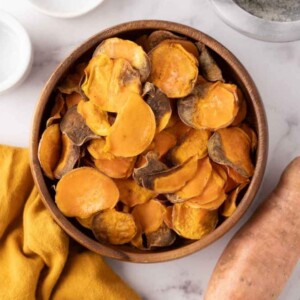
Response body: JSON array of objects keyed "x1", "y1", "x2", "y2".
[{"x1": 205, "y1": 157, "x2": 300, "y2": 300}]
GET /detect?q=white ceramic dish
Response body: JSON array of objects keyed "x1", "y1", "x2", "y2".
[
  {"x1": 0, "y1": 11, "x2": 32, "y2": 95},
  {"x1": 210, "y1": 0, "x2": 300, "y2": 42},
  {"x1": 27, "y1": 0, "x2": 105, "y2": 18}
]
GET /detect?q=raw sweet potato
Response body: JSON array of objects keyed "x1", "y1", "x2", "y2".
[{"x1": 205, "y1": 157, "x2": 300, "y2": 300}]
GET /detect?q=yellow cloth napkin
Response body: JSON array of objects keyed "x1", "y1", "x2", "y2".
[{"x1": 0, "y1": 145, "x2": 140, "y2": 300}]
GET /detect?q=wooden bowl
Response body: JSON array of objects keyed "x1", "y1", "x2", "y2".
[{"x1": 30, "y1": 20, "x2": 268, "y2": 263}]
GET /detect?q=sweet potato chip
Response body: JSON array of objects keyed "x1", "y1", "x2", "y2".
[
  {"x1": 87, "y1": 139, "x2": 114, "y2": 160},
  {"x1": 46, "y1": 93, "x2": 65, "y2": 127},
  {"x1": 93, "y1": 37, "x2": 150, "y2": 82},
  {"x1": 77, "y1": 100, "x2": 110, "y2": 136},
  {"x1": 145, "y1": 84, "x2": 172, "y2": 133},
  {"x1": 172, "y1": 203, "x2": 218, "y2": 239},
  {"x1": 94, "y1": 156, "x2": 136, "y2": 179},
  {"x1": 186, "y1": 168, "x2": 226, "y2": 205},
  {"x1": 232, "y1": 88, "x2": 247, "y2": 126},
  {"x1": 196, "y1": 42, "x2": 224, "y2": 82},
  {"x1": 60, "y1": 106, "x2": 98, "y2": 146},
  {"x1": 115, "y1": 178, "x2": 157, "y2": 207},
  {"x1": 92, "y1": 209, "x2": 137, "y2": 245},
  {"x1": 38, "y1": 123, "x2": 62, "y2": 180},
  {"x1": 133, "y1": 152, "x2": 168, "y2": 186},
  {"x1": 240, "y1": 123, "x2": 258, "y2": 152},
  {"x1": 147, "y1": 30, "x2": 185, "y2": 50},
  {"x1": 224, "y1": 165, "x2": 249, "y2": 193},
  {"x1": 187, "y1": 191, "x2": 227, "y2": 210},
  {"x1": 170, "y1": 129, "x2": 211, "y2": 164},
  {"x1": 130, "y1": 224, "x2": 144, "y2": 249},
  {"x1": 82, "y1": 54, "x2": 141, "y2": 112},
  {"x1": 142, "y1": 157, "x2": 198, "y2": 193},
  {"x1": 165, "y1": 115, "x2": 192, "y2": 140},
  {"x1": 213, "y1": 162, "x2": 228, "y2": 182},
  {"x1": 135, "y1": 34, "x2": 150, "y2": 52},
  {"x1": 54, "y1": 134, "x2": 80, "y2": 179},
  {"x1": 146, "y1": 223, "x2": 176, "y2": 248},
  {"x1": 167, "y1": 157, "x2": 212, "y2": 203},
  {"x1": 76, "y1": 215, "x2": 95, "y2": 229},
  {"x1": 66, "y1": 92, "x2": 82, "y2": 109},
  {"x1": 55, "y1": 167, "x2": 119, "y2": 218},
  {"x1": 164, "y1": 206, "x2": 174, "y2": 229},
  {"x1": 208, "y1": 127, "x2": 254, "y2": 177},
  {"x1": 105, "y1": 93, "x2": 156, "y2": 157},
  {"x1": 151, "y1": 130, "x2": 177, "y2": 159},
  {"x1": 149, "y1": 42, "x2": 198, "y2": 98},
  {"x1": 178, "y1": 82, "x2": 239, "y2": 130},
  {"x1": 132, "y1": 199, "x2": 166, "y2": 234},
  {"x1": 222, "y1": 182, "x2": 249, "y2": 217},
  {"x1": 160, "y1": 39, "x2": 199, "y2": 58},
  {"x1": 58, "y1": 63, "x2": 86, "y2": 94}
]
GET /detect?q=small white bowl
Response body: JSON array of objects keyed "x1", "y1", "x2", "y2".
[
  {"x1": 0, "y1": 11, "x2": 32, "y2": 95},
  {"x1": 27, "y1": 0, "x2": 105, "y2": 19}
]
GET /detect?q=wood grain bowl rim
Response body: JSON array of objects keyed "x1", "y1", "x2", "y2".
[{"x1": 30, "y1": 20, "x2": 268, "y2": 263}]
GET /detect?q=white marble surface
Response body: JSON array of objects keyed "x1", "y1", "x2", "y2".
[{"x1": 0, "y1": 1, "x2": 300, "y2": 299}]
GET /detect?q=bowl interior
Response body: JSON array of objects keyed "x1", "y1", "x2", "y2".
[{"x1": 30, "y1": 20, "x2": 268, "y2": 263}]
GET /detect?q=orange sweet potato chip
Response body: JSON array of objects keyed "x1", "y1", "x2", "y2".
[
  {"x1": 208, "y1": 127, "x2": 254, "y2": 177},
  {"x1": 54, "y1": 133, "x2": 80, "y2": 179},
  {"x1": 55, "y1": 167, "x2": 119, "y2": 218},
  {"x1": 92, "y1": 209, "x2": 137, "y2": 245},
  {"x1": 149, "y1": 42, "x2": 198, "y2": 98},
  {"x1": 115, "y1": 179, "x2": 157, "y2": 207},
  {"x1": 131, "y1": 199, "x2": 166, "y2": 234},
  {"x1": 170, "y1": 129, "x2": 211, "y2": 164},
  {"x1": 77, "y1": 100, "x2": 110, "y2": 136},
  {"x1": 172, "y1": 203, "x2": 218, "y2": 239},
  {"x1": 81, "y1": 54, "x2": 141, "y2": 113},
  {"x1": 167, "y1": 157, "x2": 212, "y2": 203},
  {"x1": 38, "y1": 123, "x2": 62, "y2": 180},
  {"x1": 221, "y1": 182, "x2": 249, "y2": 217},
  {"x1": 178, "y1": 82, "x2": 239, "y2": 130}
]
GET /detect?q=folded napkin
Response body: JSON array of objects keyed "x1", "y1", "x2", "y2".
[{"x1": 0, "y1": 145, "x2": 140, "y2": 300}]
